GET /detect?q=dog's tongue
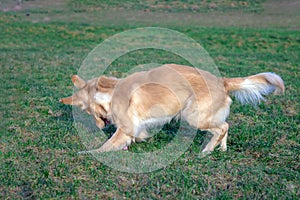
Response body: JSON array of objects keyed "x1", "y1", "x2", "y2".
[{"x1": 122, "y1": 146, "x2": 128, "y2": 151}]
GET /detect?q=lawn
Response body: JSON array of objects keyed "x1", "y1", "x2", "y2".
[{"x1": 0, "y1": 0, "x2": 299, "y2": 199}]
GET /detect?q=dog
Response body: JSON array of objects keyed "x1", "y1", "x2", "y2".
[{"x1": 60, "y1": 64, "x2": 284, "y2": 154}]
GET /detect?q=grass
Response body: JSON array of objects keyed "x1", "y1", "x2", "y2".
[
  {"x1": 0, "y1": 0, "x2": 299, "y2": 199},
  {"x1": 68, "y1": 0, "x2": 265, "y2": 13}
]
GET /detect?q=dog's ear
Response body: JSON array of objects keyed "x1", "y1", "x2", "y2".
[
  {"x1": 97, "y1": 76, "x2": 119, "y2": 92},
  {"x1": 59, "y1": 95, "x2": 73, "y2": 105},
  {"x1": 71, "y1": 75, "x2": 86, "y2": 89},
  {"x1": 59, "y1": 93, "x2": 87, "y2": 109},
  {"x1": 59, "y1": 92, "x2": 82, "y2": 105}
]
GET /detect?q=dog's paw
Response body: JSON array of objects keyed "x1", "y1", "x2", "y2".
[
  {"x1": 77, "y1": 143, "x2": 129, "y2": 155},
  {"x1": 77, "y1": 150, "x2": 91, "y2": 155},
  {"x1": 218, "y1": 145, "x2": 227, "y2": 152},
  {"x1": 77, "y1": 148, "x2": 106, "y2": 155},
  {"x1": 198, "y1": 150, "x2": 211, "y2": 158}
]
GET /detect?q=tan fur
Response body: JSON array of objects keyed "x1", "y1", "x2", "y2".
[
  {"x1": 60, "y1": 64, "x2": 284, "y2": 154},
  {"x1": 60, "y1": 76, "x2": 112, "y2": 129}
]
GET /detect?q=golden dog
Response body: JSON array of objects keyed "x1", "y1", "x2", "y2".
[{"x1": 60, "y1": 64, "x2": 284, "y2": 154}]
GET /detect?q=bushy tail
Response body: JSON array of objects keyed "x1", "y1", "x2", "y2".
[{"x1": 223, "y1": 72, "x2": 284, "y2": 105}]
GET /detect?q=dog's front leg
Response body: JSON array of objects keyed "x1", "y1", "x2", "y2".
[
  {"x1": 78, "y1": 128, "x2": 132, "y2": 154},
  {"x1": 98, "y1": 128, "x2": 132, "y2": 152}
]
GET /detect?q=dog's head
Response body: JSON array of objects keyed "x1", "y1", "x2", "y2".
[{"x1": 60, "y1": 75, "x2": 119, "y2": 129}]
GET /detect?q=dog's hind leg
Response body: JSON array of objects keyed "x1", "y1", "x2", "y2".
[
  {"x1": 78, "y1": 128, "x2": 132, "y2": 154},
  {"x1": 219, "y1": 123, "x2": 229, "y2": 151},
  {"x1": 202, "y1": 122, "x2": 229, "y2": 153}
]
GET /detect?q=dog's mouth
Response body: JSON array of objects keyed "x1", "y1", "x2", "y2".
[{"x1": 102, "y1": 117, "x2": 111, "y2": 126}]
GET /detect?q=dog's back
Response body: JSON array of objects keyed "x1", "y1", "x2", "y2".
[{"x1": 109, "y1": 64, "x2": 229, "y2": 135}]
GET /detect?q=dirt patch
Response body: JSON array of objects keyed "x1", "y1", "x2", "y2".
[
  {"x1": 0, "y1": 0, "x2": 67, "y2": 12},
  {"x1": 264, "y1": 0, "x2": 300, "y2": 15},
  {"x1": 2, "y1": 0, "x2": 299, "y2": 29}
]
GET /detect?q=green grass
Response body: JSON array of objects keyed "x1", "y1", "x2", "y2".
[
  {"x1": 68, "y1": 0, "x2": 265, "y2": 13},
  {"x1": 0, "y1": 0, "x2": 299, "y2": 199}
]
